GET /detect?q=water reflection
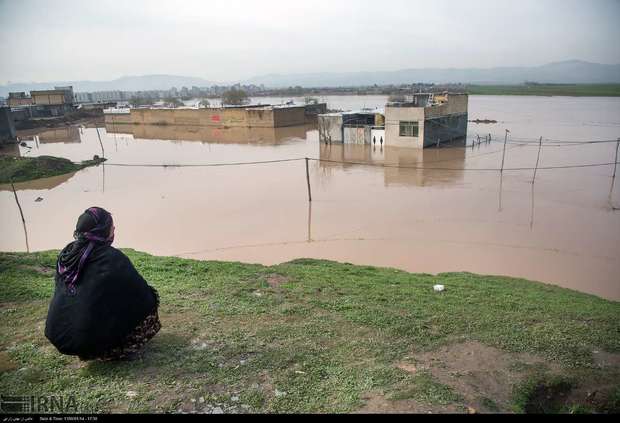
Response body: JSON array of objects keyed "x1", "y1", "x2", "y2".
[
  {"x1": 0, "y1": 171, "x2": 79, "y2": 192},
  {"x1": 318, "y1": 142, "x2": 466, "y2": 187},
  {"x1": 38, "y1": 127, "x2": 81, "y2": 144},
  {"x1": 105, "y1": 123, "x2": 312, "y2": 145}
]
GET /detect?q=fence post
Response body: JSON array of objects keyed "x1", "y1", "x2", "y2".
[
  {"x1": 305, "y1": 157, "x2": 312, "y2": 202},
  {"x1": 95, "y1": 127, "x2": 105, "y2": 158},
  {"x1": 10, "y1": 181, "x2": 29, "y2": 252},
  {"x1": 488, "y1": 133, "x2": 491, "y2": 144},
  {"x1": 613, "y1": 138, "x2": 620, "y2": 179},
  {"x1": 477, "y1": 134, "x2": 480, "y2": 146},
  {"x1": 532, "y1": 136, "x2": 543, "y2": 184},
  {"x1": 500, "y1": 129, "x2": 509, "y2": 173}
]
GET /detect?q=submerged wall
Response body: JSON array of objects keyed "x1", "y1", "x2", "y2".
[
  {"x1": 105, "y1": 123, "x2": 308, "y2": 144},
  {"x1": 104, "y1": 106, "x2": 307, "y2": 128}
]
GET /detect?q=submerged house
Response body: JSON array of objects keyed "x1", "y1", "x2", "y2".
[
  {"x1": 318, "y1": 110, "x2": 384, "y2": 144},
  {"x1": 104, "y1": 103, "x2": 324, "y2": 128},
  {"x1": 318, "y1": 93, "x2": 468, "y2": 148},
  {"x1": 29, "y1": 86, "x2": 75, "y2": 118}
]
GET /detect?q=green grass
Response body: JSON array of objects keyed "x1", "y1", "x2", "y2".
[
  {"x1": 0, "y1": 155, "x2": 105, "y2": 184},
  {"x1": 467, "y1": 84, "x2": 620, "y2": 97},
  {"x1": 0, "y1": 250, "x2": 619, "y2": 413}
]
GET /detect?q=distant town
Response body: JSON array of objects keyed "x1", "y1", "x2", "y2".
[{"x1": 0, "y1": 82, "x2": 469, "y2": 107}]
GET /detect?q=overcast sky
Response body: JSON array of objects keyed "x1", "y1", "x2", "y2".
[{"x1": 1, "y1": 0, "x2": 619, "y2": 84}]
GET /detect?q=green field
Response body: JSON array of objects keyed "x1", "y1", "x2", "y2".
[
  {"x1": 466, "y1": 84, "x2": 620, "y2": 97},
  {"x1": 0, "y1": 155, "x2": 105, "y2": 184},
  {"x1": 1, "y1": 250, "x2": 619, "y2": 414}
]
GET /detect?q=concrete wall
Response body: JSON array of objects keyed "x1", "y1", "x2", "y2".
[
  {"x1": 422, "y1": 94, "x2": 468, "y2": 147},
  {"x1": 246, "y1": 108, "x2": 276, "y2": 128},
  {"x1": 30, "y1": 104, "x2": 73, "y2": 118},
  {"x1": 424, "y1": 93, "x2": 468, "y2": 119},
  {"x1": 104, "y1": 112, "x2": 132, "y2": 124},
  {"x1": 32, "y1": 93, "x2": 66, "y2": 105},
  {"x1": 0, "y1": 107, "x2": 16, "y2": 143},
  {"x1": 384, "y1": 105, "x2": 425, "y2": 148},
  {"x1": 343, "y1": 125, "x2": 371, "y2": 144},
  {"x1": 127, "y1": 106, "x2": 304, "y2": 128},
  {"x1": 318, "y1": 114, "x2": 343, "y2": 142},
  {"x1": 8, "y1": 97, "x2": 32, "y2": 107},
  {"x1": 9, "y1": 107, "x2": 32, "y2": 122},
  {"x1": 106, "y1": 123, "x2": 308, "y2": 144},
  {"x1": 422, "y1": 113, "x2": 468, "y2": 147},
  {"x1": 273, "y1": 106, "x2": 306, "y2": 127},
  {"x1": 304, "y1": 103, "x2": 327, "y2": 123}
]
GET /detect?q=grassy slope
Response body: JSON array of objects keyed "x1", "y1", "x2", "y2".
[
  {"x1": 0, "y1": 156, "x2": 104, "y2": 184},
  {"x1": 466, "y1": 84, "x2": 620, "y2": 97},
  {"x1": 0, "y1": 250, "x2": 618, "y2": 413}
]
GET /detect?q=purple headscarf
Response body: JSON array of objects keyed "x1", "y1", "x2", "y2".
[{"x1": 57, "y1": 207, "x2": 114, "y2": 295}]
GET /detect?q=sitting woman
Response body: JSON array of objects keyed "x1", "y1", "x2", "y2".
[{"x1": 45, "y1": 207, "x2": 161, "y2": 361}]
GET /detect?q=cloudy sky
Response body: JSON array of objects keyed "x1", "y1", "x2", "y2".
[{"x1": 0, "y1": 0, "x2": 619, "y2": 84}]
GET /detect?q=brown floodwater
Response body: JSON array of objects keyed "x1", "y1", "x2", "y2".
[{"x1": 1, "y1": 96, "x2": 619, "y2": 300}]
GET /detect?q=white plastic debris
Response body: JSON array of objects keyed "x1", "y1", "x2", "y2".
[
  {"x1": 275, "y1": 389, "x2": 287, "y2": 398},
  {"x1": 433, "y1": 284, "x2": 445, "y2": 292}
]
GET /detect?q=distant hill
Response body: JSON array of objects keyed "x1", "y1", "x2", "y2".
[
  {"x1": 0, "y1": 75, "x2": 217, "y2": 97},
  {"x1": 245, "y1": 60, "x2": 620, "y2": 87},
  {"x1": 1, "y1": 61, "x2": 619, "y2": 96}
]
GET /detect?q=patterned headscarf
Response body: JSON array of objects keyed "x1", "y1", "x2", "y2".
[{"x1": 57, "y1": 207, "x2": 114, "y2": 295}]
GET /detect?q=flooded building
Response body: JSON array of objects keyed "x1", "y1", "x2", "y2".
[
  {"x1": 319, "y1": 93, "x2": 467, "y2": 148},
  {"x1": 385, "y1": 93, "x2": 468, "y2": 148},
  {"x1": 8, "y1": 92, "x2": 33, "y2": 107},
  {"x1": 29, "y1": 86, "x2": 75, "y2": 117},
  {"x1": 104, "y1": 104, "x2": 317, "y2": 128},
  {"x1": 318, "y1": 110, "x2": 383, "y2": 144}
]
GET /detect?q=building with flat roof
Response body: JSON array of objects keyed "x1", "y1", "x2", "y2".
[
  {"x1": 8, "y1": 92, "x2": 32, "y2": 107},
  {"x1": 318, "y1": 93, "x2": 468, "y2": 149},
  {"x1": 385, "y1": 93, "x2": 468, "y2": 148},
  {"x1": 28, "y1": 86, "x2": 75, "y2": 117},
  {"x1": 104, "y1": 104, "x2": 315, "y2": 128},
  {"x1": 31, "y1": 87, "x2": 74, "y2": 106},
  {"x1": 318, "y1": 110, "x2": 383, "y2": 144}
]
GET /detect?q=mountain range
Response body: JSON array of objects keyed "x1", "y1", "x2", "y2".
[
  {"x1": 247, "y1": 60, "x2": 620, "y2": 87},
  {"x1": 1, "y1": 60, "x2": 619, "y2": 96}
]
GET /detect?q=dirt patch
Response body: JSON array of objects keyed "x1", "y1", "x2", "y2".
[
  {"x1": 356, "y1": 392, "x2": 462, "y2": 414},
  {"x1": 592, "y1": 350, "x2": 620, "y2": 368},
  {"x1": 399, "y1": 341, "x2": 553, "y2": 413},
  {"x1": 265, "y1": 274, "x2": 290, "y2": 289},
  {"x1": 0, "y1": 351, "x2": 18, "y2": 373},
  {"x1": 521, "y1": 380, "x2": 573, "y2": 413}
]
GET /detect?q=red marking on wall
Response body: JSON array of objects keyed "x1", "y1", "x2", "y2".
[{"x1": 211, "y1": 115, "x2": 221, "y2": 122}]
